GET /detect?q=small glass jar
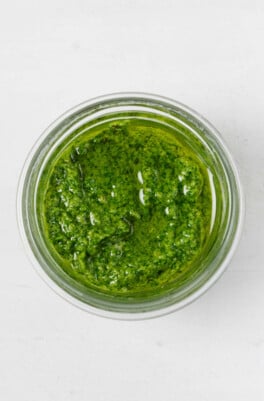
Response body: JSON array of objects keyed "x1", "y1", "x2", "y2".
[{"x1": 17, "y1": 93, "x2": 244, "y2": 320}]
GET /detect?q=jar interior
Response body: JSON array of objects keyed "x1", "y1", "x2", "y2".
[{"x1": 21, "y1": 97, "x2": 238, "y2": 315}]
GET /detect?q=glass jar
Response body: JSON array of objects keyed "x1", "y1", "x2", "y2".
[{"x1": 17, "y1": 93, "x2": 244, "y2": 319}]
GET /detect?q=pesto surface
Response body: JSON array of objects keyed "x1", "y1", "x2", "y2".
[{"x1": 39, "y1": 121, "x2": 212, "y2": 295}]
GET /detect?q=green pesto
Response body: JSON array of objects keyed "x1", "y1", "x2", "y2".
[{"x1": 39, "y1": 121, "x2": 212, "y2": 295}]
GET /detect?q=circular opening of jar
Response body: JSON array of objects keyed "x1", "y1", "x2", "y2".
[{"x1": 17, "y1": 93, "x2": 244, "y2": 319}]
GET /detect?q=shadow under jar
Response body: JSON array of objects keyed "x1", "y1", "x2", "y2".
[{"x1": 17, "y1": 93, "x2": 244, "y2": 319}]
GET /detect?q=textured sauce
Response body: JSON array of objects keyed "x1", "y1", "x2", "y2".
[{"x1": 39, "y1": 121, "x2": 212, "y2": 295}]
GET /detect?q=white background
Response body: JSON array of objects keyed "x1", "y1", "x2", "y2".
[{"x1": 1, "y1": 0, "x2": 264, "y2": 400}]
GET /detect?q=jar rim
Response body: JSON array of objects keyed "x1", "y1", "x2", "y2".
[{"x1": 17, "y1": 92, "x2": 244, "y2": 320}]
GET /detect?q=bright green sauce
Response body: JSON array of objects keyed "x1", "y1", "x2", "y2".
[{"x1": 39, "y1": 121, "x2": 212, "y2": 295}]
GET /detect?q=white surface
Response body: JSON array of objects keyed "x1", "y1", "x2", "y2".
[{"x1": 1, "y1": 1, "x2": 264, "y2": 400}]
